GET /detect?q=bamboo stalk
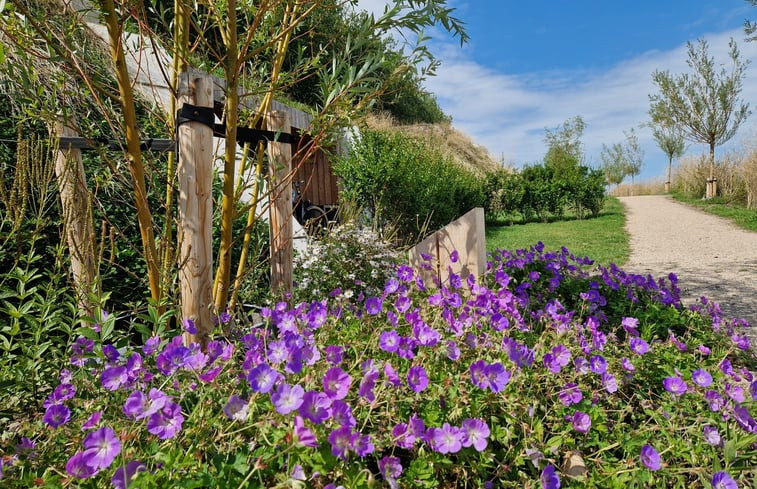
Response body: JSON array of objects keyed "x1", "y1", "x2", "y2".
[{"x1": 101, "y1": 0, "x2": 162, "y2": 303}]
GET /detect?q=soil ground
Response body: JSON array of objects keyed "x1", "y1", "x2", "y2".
[{"x1": 619, "y1": 195, "x2": 757, "y2": 344}]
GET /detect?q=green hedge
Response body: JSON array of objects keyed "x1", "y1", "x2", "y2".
[{"x1": 485, "y1": 163, "x2": 606, "y2": 223}]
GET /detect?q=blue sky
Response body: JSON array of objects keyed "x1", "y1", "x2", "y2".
[{"x1": 358, "y1": 1, "x2": 757, "y2": 182}]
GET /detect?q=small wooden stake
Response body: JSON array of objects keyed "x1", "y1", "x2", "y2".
[
  {"x1": 177, "y1": 72, "x2": 214, "y2": 347},
  {"x1": 55, "y1": 122, "x2": 99, "y2": 318},
  {"x1": 267, "y1": 111, "x2": 293, "y2": 297}
]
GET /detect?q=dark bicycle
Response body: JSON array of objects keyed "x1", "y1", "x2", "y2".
[{"x1": 292, "y1": 180, "x2": 331, "y2": 235}]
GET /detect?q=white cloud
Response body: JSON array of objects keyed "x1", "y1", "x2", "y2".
[{"x1": 426, "y1": 29, "x2": 757, "y2": 179}]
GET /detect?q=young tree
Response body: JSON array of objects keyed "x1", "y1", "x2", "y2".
[
  {"x1": 649, "y1": 38, "x2": 750, "y2": 198},
  {"x1": 623, "y1": 128, "x2": 644, "y2": 184},
  {"x1": 543, "y1": 115, "x2": 585, "y2": 174},
  {"x1": 649, "y1": 124, "x2": 686, "y2": 192},
  {"x1": 600, "y1": 142, "x2": 628, "y2": 188}
]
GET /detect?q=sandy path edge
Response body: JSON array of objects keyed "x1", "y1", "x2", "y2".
[{"x1": 618, "y1": 195, "x2": 757, "y2": 344}]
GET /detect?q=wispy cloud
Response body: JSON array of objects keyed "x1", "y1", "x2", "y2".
[{"x1": 426, "y1": 28, "x2": 757, "y2": 178}]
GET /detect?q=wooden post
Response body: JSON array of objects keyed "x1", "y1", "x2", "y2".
[
  {"x1": 177, "y1": 72, "x2": 214, "y2": 347},
  {"x1": 55, "y1": 122, "x2": 99, "y2": 319},
  {"x1": 267, "y1": 110, "x2": 293, "y2": 296}
]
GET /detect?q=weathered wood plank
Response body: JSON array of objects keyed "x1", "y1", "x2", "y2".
[
  {"x1": 267, "y1": 111, "x2": 293, "y2": 296},
  {"x1": 177, "y1": 72, "x2": 215, "y2": 348}
]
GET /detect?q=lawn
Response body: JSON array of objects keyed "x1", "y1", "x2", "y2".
[
  {"x1": 485, "y1": 197, "x2": 629, "y2": 266},
  {"x1": 672, "y1": 193, "x2": 757, "y2": 232}
]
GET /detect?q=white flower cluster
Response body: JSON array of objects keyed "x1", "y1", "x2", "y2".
[{"x1": 292, "y1": 222, "x2": 401, "y2": 301}]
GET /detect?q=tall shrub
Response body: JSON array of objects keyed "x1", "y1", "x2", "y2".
[{"x1": 335, "y1": 129, "x2": 485, "y2": 242}]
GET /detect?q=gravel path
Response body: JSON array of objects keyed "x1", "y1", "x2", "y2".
[{"x1": 619, "y1": 195, "x2": 757, "y2": 343}]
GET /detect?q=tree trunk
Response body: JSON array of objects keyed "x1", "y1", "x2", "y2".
[
  {"x1": 706, "y1": 142, "x2": 717, "y2": 198},
  {"x1": 665, "y1": 155, "x2": 672, "y2": 193}
]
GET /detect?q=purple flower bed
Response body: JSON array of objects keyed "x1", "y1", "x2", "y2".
[{"x1": 1, "y1": 243, "x2": 755, "y2": 488}]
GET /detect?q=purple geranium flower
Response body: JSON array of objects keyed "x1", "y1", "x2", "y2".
[
  {"x1": 640, "y1": 444, "x2": 660, "y2": 470},
  {"x1": 541, "y1": 464, "x2": 561, "y2": 489},
  {"x1": 328, "y1": 426, "x2": 354, "y2": 459},
  {"x1": 182, "y1": 318, "x2": 197, "y2": 334},
  {"x1": 392, "y1": 422, "x2": 415, "y2": 449},
  {"x1": 146, "y1": 401, "x2": 184, "y2": 439},
  {"x1": 602, "y1": 372, "x2": 618, "y2": 393},
  {"x1": 325, "y1": 345, "x2": 343, "y2": 365},
  {"x1": 379, "y1": 456, "x2": 402, "y2": 480},
  {"x1": 397, "y1": 265, "x2": 414, "y2": 282},
  {"x1": 330, "y1": 400, "x2": 356, "y2": 427},
  {"x1": 82, "y1": 411, "x2": 102, "y2": 430},
  {"x1": 142, "y1": 336, "x2": 160, "y2": 356},
  {"x1": 725, "y1": 383, "x2": 745, "y2": 404},
  {"x1": 223, "y1": 395, "x2": 249, "y2": 421},
  {"x1": 428, "y1": 423, "x2": 464, "y2": 454},
  {"x1": 365, "y1": 296, "x2": 383, "y2": 315},
  {"x1": 66, "y1": 451, "x2": 98, "y2": 479},
  {"x1": 733, "y1": 405, "x2": 757, "y2": 433},
  {"x1": 461, "y1": 418, "x2": 490, "y2": 451},
  {"x1": 101, "y1": 366, "x2": 128, "y2": 391},
  {"x1": 323, "y1": 367, "x2": 352, "y2": 400},
  {"x1": 352, "y1": 433, "x2": 374, "y2": 457},
  {"x1": 544, "y1": 345, "x2": 571, "y2": 373},
  {"x1": 470, "y1": 360, "x2": 489, "y2": 389},
  {"x1": 589, "y1": 355, "x2": 607, "y2": 374},
  {"x1": 703, "y1": 425, "x2": 721, "y2": 446},
  {"x1": 484, "y1": 362, "x2": 511, "y2": 393},
  {"x1": 299, "y1": 390, "x2": 331, "y2": 424},
  {"x1": 691, "y1": 369, "x2": 713, "y2": 387},
  {"x1": 629, "y1": 337, "x2": 649, "y2": 355},
  {"x1": 558, "y1": 383, "x2": 583, "y2": 406},
  {"x1": 52, "y1": 383, "x2": 76, "y2": 402},
  {"x1": 82, "y1": 426, "x2": 121, "y2": 470},
  {"x1": 407, "y1": 366, "x2": 429, "y2": 393},
  {"x1": 271, "y1": 383, "x2": 305, "y2": 415},
  {"x1": 662, "y1": 376, "x2": 687, "y2": 396},
  {"x1": 711, "y1": 471, "x2": 738, "y2": 489},
  {"x1": 359, "y1": 370, "x2": 379, "y2": 401},
  {"x1": 112, "y1": 460, "x2": 146, "y2": 489},
  {"x1": 247, "y1": 363, "x2": 281, "y2": 394},
  {"x1": 705, "y1": 390, "x2": 725, "y2": 411},
  {"x1": 571, "y1": 411, "x2": 591, "y2": 434},
  {"x1": 43, "y1": 404, "x2": 71, "y2": 428},
  {"x1": 379, "y1": 330, "x2": 400, "y2": 353},
  {"x1": 294, "y1": 416, "x2": 318, "y2": 447}
]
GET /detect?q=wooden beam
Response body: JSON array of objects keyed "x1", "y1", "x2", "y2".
[
  {"x1": 267, "y1": 110, "x2": 294, "y2": 296},
  {"x1": 55, "y1": 122, "x2": 100, "y2": 318},
  {"x1": 177, "y1": 72, "x2": 215, "y2": 348}
]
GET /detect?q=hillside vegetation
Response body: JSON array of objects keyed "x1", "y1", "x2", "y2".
[{"x1": 363, "y1": 113, "x2": 504, "y2": 177}]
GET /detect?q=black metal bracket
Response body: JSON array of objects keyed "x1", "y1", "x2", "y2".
[
  {"x1": 176, "y1": 103, "x2": 217, "y2": 130},
  {"x1": 177, "y1": 103, "x2": 294, "y2": 145}
]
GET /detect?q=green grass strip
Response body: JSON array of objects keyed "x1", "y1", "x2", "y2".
[
  {"x1": 671, "y1": 193, "x2": 757, "y2": 232},
  {"x1": 485, "y1": 197, "x2": 630, "y2": 266}
]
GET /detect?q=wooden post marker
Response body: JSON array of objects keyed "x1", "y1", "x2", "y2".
[
  {"x1": 55, "y1": 122, "x2": 99, "y2": 318},
  {"x1": 267, "y1": 110, "x2": 293, "y2": 297},
  {"x1": 177, "y1": 72, "x2": 214, "y2": 347}
]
